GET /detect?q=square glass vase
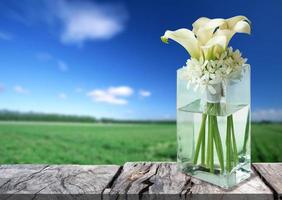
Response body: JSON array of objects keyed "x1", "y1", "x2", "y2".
[{"x1": 177, "y1": 65, "x2": 251, "y2": 189}]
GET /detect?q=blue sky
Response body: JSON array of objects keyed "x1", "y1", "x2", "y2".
[{"x1": 0, "y1": 0, "x2": 282, "y2": 120}]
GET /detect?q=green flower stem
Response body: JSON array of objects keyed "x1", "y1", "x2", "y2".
[
  {"x1": 212, "y1": 116, "x2": 224, "y2": 172},
  {"x1": 207, "y1": 103, "x2": 224, "y2": 173},
  {"x1": 242, "y1": 110, "x2": 250, "y2": 154},
  {"x1": 192, "y1": 103, "x2": 240, "y2": 174},
  {"x1": 230, "y1": 115, "x2": 238, "y2": 165},
  {"x1": 201, "y1": 117, "x2": 206, "y2": 166},
  {"x1": 226, "y1": 117, "x2": 232, "y2": 172},
  {"x1": 193, "y1": 114, "x2": 207, "y2": 165},
  {"x1": 206, "y1": 116, "x2": 211, "y2": 168},
  {"x1": 208, "y1": 116, "x2": 214, "y2": 173}
]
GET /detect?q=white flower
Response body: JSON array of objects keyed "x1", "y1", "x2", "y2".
[
  {"x1": 161, "y1": 16, "x2": 251, "y2": 60},
  {"x1": 182, "y1": 48, "x2": 248, "y2": 94},
  {"x1": 162, "y1": 16, "x2": 251, "y2": 95}
]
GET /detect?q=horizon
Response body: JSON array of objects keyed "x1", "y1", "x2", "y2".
[
  {"x1": 0, "y1": 0, "x2": 282, "y2": 121},
  {"x1": 0, "y1": 109, "x2": 280, "y2": 122}
]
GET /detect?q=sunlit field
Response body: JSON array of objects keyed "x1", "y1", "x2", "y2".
[{"x1": 0, "y1": 122, "x2": 281, "y2": 164}]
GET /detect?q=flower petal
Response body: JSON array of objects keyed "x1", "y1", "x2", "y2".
[
  {"x1": 196, "y1": 27, "x2": 214, "y2": 45},
  {"x1": 161, "y1": 28, "x2": 200, "y2": 58},
  {"x1": 202, "y1": 18, "x2": 226, "y2": 30},
  {"x1": 194, "y1": 18, "x2": 226, "y2": 45},
  {"x1": 192, "y1": 17, "x2": 210, "y2": 33},
  {"x1": 226, "y1": 15, "x2": 250, "y2": 28},
  {"x1": 233, "y1": 20, "x2": 251, "y2": 34},
  {"x1": 214, "y1": 29, "x2": 235, "y2": 47},
  {"x1": 200, "y1": 35, "x2": 227, "y2": 59},
  {"x1": 225, "y1": 15, "x2": 251, "y2": 34},
  {"x1": 205, "y1": 35, "x2": 227, "y2": 49}
]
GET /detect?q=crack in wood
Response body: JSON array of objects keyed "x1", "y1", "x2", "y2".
[
  {"x1": 125, "y1": 163, "x2": 156, "y2": 199},
  {"x1": 138, "y1": 164, "x2": 160, "y2": 199},
  {"x1": 102, "y1": 165, "x2": 123, "y2": 200},
  {"x1": 30, "y1": 181, "x2": 57, "y2": 200},
  {"x1": 103, "y1": 162, "x2": 159, "y2": 200},
  {"x1": 13, "y1": 165, "x2": 49, "y2": 189},
  {"x1": 181, "y1": 177, "x2": 193, "y2": 199},
  {"x1": 0, "y1": 179, "x2": 11, "y2": 190},
  {"x1": 0, "y1": 163, "x2": 279, "y2": 200},
  {"x1": 253, "y1": 164, "x2": 281, "y2": 200},
  {"x1": 106, "y1": 166, "x2": 123, "y2": 189},
  {"x1": 60, "y1": 169, "x2": 95, "y2": 192},
  {"x1": 0, "y1": 164, "x2": 120, "y2": 200}
]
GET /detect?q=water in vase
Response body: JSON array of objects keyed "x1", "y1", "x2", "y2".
[{"x1": 177, "y1": 99, "x2": 251, "y2": 188}]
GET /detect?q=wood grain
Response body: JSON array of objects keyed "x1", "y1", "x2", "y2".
[
  {"x1": 190, "y1": 172, "x2": 273, "y2": 200},
  {"x1": 105, "y1": 162, "x2": 275, "y2": 199},
  {"x1": 0, "y1": 164, "x2": 120, "y2": 199},
  {"x1": 0, "y1": 163, "x2": 280, "y2": 200},
  {"x1": 253, "y1": 163, "x2": 282, "y2": 199},
  {"x1": 147, "y1": 162, "x2": 191, "y2": 200},
  {"x1": 104, "y1": 162, "x2": 159, "y2": 200}
]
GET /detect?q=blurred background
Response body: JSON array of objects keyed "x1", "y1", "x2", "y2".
[{"x1": 0, "y1": 0, "x2": 281, "y2": 164}]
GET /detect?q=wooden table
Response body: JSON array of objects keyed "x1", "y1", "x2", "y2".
[{"x1": 0, "y1": 162, "x2": 281, "y2": 200}]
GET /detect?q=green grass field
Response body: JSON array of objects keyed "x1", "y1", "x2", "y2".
[{"x1": 0, "y1": 122, "x2": 281, "y2": 164}]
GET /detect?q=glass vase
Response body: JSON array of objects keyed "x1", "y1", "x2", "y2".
[{"x1": 177, "y1": 65, "x2": 251, "y2": 189}]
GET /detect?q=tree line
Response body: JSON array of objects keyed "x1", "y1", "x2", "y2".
[
  {"x1": 0, "y1": 110, "x2": 97, "y2": 123},
  {"x1": 0, "y1": 110, "x2": 176, "y2": 124}
]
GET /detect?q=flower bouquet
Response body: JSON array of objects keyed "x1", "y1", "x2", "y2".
[{"x1": 161, "y1": 16, "x2": 251, "y2": 188}]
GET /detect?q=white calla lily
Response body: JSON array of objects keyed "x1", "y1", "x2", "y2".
[
  {"x1": 161, "y1": 28, "x2": 201, "y2": 59},
  {"x1": 161, "y1": 28, "x2": 228, "y2": 60},
  {"x1": 193, "y1": 18, "x2": 226, "y2": 45},
  {"x1": 161, "y1": 15, "x2": 251, "y2": 60}
]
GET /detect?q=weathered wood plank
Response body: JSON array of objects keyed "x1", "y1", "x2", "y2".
[
  {"x1": 105, "y1": 162, "x2": 191, "y2": 199},
  {"x1": 148, "y1": 162, "x2": 191, "y2": 200},
  {"x1": 149, "y1": 163, "x2": 273, "y2": 200},
  {"x1": 104, "y1": 162, "x2": 159, "y2": 200},
  {"x1": 105, "y1": 162, "x2": 275, "y2": 200},
  {"x1": 0, "y1": 163, "x2": 280, "y2": 200},
  {"x1": 190, "y1": 172, "x2": 273, "y2": 200},
  {"x1": 0, "y1": 164, "x2": 120, "y2": 199},
  {"x1": 253, "y1": 163, "x2": 282, "y2": 199}
]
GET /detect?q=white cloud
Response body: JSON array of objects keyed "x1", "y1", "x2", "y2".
[
  {"x1": 58, "y1": 93, "x2": 67, "y2": 100},
  {"x1": 14, "y1": 85, "x2": 29, "y2": 94},
  {"x1": 108, "y1": 86, "x2": 133, "y2": 96},
  {"x1": 0, "y1": 31, "x2": 13, "y2": 40},
  {"x1": 252, "y1": 108, "x2": 282, "y2": 122},
  {"x1": 3, "y1": 0, "x2": 128, "y2": 46},
  {"x1": 88, "y1": 90, "x2": 127, "y2": 105},
  {"x1": 57, "y1": 1, "x2": 128, "y2": 45},
  {"x1": 139, "y1": 89, "x2": 151, "y2": 97},
  {"x1": 57, "y1": 60, "x2": 68, "y2": 72},
  {"x1": 87, "y1": 86, "x2": 133, "y2": 105}
]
